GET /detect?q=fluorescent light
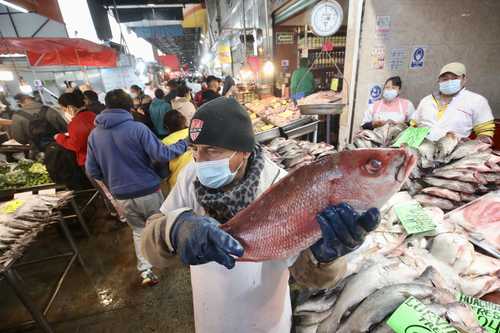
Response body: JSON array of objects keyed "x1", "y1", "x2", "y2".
[
  {"x1": 0, "y1": 70, "x2": 14, "y2": 81},
  {"x1": 263, "y1": 60, "x2": 274, "y2": 76},
  {"x1": 0, "y1": 0, "x2": 28, "y2": 13}
]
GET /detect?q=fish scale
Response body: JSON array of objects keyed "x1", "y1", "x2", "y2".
[{"x1": 221, "y1": 148, "x2": 416, "y2": 261}]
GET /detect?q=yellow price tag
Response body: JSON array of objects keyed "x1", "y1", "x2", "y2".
[
  {"x1": 279, "y1": 111, "x2": 294, "y2": 118},
  {"x1": 1, "y1": 199, "x2": 25, "y2": 214},
  {"x1": 330, "y1": 78, "x2": 339, "y2": 91}
]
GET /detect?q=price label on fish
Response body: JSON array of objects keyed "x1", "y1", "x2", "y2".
[
  {"x1": 394, "y1": 202, "x2": 436, "y2": 234},
  {"x1": 387, "y1": 296, "x2": 459, "y2": 333},
  {"x1": 457, "y1": 293, "x2": 500, "y2": 333},
  {"x1": 392, "y1": 127, "x2": 430, "y2": 148}
]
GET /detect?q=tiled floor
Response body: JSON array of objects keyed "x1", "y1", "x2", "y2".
[{"x1": 0, "y1": 201, "x2": 194, "y2": 333}]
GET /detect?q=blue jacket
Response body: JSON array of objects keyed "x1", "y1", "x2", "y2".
[
  {"x1": 85, "y1": 109, "x2": 187, "y2": 199},
  {"x1": 149, "y1": 98, "x2": 170, "y2": 136}
]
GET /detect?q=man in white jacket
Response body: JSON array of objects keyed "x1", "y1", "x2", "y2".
[{"x1": 142, "y1": 97, "x2": 380, "y2": 332}]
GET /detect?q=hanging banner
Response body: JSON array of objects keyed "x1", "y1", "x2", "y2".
[{"x1": 217, "y1": 42, "x2": 232, "y2": 65}]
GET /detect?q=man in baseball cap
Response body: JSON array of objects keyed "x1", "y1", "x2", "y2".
[
  {"x1": 411, "y1": 62, "x2": 495, "y2": 143},
  {"x1": 141, "y1": 97, "x2": 381, "y2": 332}
]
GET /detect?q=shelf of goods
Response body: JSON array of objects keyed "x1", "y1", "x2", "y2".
[
  {"x1": 245, "y1": 97, "x2": 317, "y2": 142},
  {"x1": 0, "y1": 159, "x2": 54, "y2": 197}
]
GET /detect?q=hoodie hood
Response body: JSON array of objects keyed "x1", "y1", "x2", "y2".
[{"x1": 95, "y1": 109, "x2": 133, "y2": 129}]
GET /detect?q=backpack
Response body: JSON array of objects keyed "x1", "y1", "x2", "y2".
[
  {"x1": 17, "y1": 106, "x2": 58, "y2": 150},
  {"x1": 44, "y1": 142, "x2": 91, "y2": 190}
]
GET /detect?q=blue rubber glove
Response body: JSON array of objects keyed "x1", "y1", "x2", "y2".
[
  {"x1": 170, "y1": 211, "x2": 244, "y2": 269},
  {"x1": 310, "y1": 203, "x2": 380, "y2": 263}
]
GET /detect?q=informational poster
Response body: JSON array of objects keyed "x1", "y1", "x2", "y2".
[
  {"x1": 276, "y1": 32, "x2": 294, "y2": 44},
  {"x1": 368, "y1": 84, "x2": 382, "y2": 106},
  {"x1": 389, "y1": 48, "x2": 407, "y2": 71},
  {"x1": 370, "y1": 46, "x2": 385, "y2": 70},
  {"x1": 280, "y1": 59, "x2": 289, "y2": 67},
  {"x1": 410, "y1": 46, "x2": 427, "y2": 69},
  {"x1": 375, "y1": 16, "x2": 391, "y2": 40}
]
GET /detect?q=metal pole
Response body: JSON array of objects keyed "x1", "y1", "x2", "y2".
[
  {"x1": 3, "y1": 269, "x2": 54, "y2": 333},
  {"x1": 264, "y1": 0, "x2": 271, "y2": 57},
  {"x1": 242, "y1": 0, "x2": 247, "y2": 59}
]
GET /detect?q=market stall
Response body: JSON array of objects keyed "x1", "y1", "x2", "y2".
[{"x1": 0, "y1": 192, "x2": 85, "y2": 333}]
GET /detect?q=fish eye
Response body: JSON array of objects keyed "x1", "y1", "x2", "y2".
[{"x1": 365, "y1": 159, "x2": 383, "y2": 174}]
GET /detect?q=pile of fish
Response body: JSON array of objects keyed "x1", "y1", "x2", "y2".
[
  {"x1": 297, "y1": 90, "x2": 343, "y2": 105},
  {"x1": 264, "y1": 138, "x2": 336, "y2": 170},
  {"x1": 0, "y1": 192, "x2": 73, "y2": 266},
  {"x1": 292, "y1": 191, "x2": 499, "y2": 332},
  {"x1": 350, "y1": 124, "x2": 500, "y2": 211}
]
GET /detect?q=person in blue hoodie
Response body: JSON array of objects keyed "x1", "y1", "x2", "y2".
[{"x1": 86, "y1": 89, "x2": 187, "y2": 286}]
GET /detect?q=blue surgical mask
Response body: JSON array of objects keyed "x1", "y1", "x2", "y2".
[
  {"x1": 439, "y1": 79, "x2": 461, "y2": 95},
  {"x1": 195, "y1": 153, "x2": 242, "y2": 189},
  {"x1": 383, "y1": 89, "x2": 398, "y2": 101}
]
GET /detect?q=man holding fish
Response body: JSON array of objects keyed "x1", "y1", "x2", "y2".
[
  {"x1": 141, "y1": 97, "x2": 402, "y2": 333},
  {"x1": 412, "y1": 62, "x2": 495, "y2": 142}
]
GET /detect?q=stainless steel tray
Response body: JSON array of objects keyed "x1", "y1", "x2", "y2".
[
  {"x1": 284, "y1": 120, "x2": 319, "y2": 139},
  {"x1": 280, "y1": 116, "x2": 314, "y2": 132},
  {"x1": 298, "y1": 103, "x2": 346, "y2": 115},
  {"x1": 255, "y1": 127, "x2": 281, "y2": 143}
]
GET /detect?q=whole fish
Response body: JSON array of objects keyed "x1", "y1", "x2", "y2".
[
  {"x1": 335, "y1": 283, "x2": 455, "y2": 333},
  {"x1": 438, "y1": 153, "x2": 492, "y2": 172},
  {"x1": 421, "y1": 187, "x2": 461, "y2": 202},
  {"x1": 418, "y1": 139, "x2": 436, "y2": 169},
  {"x1": 317, "y1": 258, "x2": 423, "y2": 333},
  {"x1": 414, "y1": 194, "x2": 456, "y2": 211},
  {"x1": 357, "y1": 129, "x2": 384, "y2": 145},
  {"x1": 353, "y1": 137, "x2": 373, "y2": 149},
  {"x1": 446, "y1": 140, "x2": 491, "y2": 162},
  {"x1": 422, "y1": 177, "x2": 477, "y2": 194},
  {"x1": 483, "y1": 172, "x2": 500, "y2": 184},
  {"x1": 445, "y1": 302, "x2": 487, "y2": 333},
  {"x1": 222, "y1": 148, "x2": 416, "y2": 261},
  {"x1": 432, "y1": 168, "x2": 488, "y2": 185},
  {"x1": 460, "y1": 193, "x2": 480, "y2": 202},
  {"x1": 434, "y1": 132, "x2": 459, "y2": 162}
]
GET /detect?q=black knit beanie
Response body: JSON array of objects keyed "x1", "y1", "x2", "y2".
[{"x1": 189, "y1": 97, "x2": 255, "y2": 152}]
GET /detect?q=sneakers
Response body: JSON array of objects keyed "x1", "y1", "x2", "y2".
[{"x1": 140, "y1": 269, "x2": 159, "y2": 286}]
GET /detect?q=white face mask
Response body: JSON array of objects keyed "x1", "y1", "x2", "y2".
[
  {"x1": 383, "y1": 89, "x2": 398, "y2": 101},
  {"x1": 131, "y1": 92, "x2": 138, "y2": 99},
  {"x1": 439, "y1": 79, "x2": 462, "y2": 95},
  {"x1": 195, "y1": 152, "x2": 243, "y2": 189}
]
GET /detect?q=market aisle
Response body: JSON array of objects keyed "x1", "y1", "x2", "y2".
[{"x1": 0, "y1": 205, "x2": 194, "y2": 333}]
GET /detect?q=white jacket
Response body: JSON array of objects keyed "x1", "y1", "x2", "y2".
[{"x1": 142, "y1": 157, "x2": 291, "y2": 333}]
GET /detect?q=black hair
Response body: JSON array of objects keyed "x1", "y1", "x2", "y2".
[
  {"x1": 14, "y1": 93, "x2": 33, "y2": 103},
  {"x1": 105, "y1": 89, "x2": 133, "y2": 111},
  {"x1": 167, "y1": 80, "x2": 178, "y2": 89},
  {"x1": 58, "y1": 89, "x2": 85, "y2": 108},
  {"x1": 385, "y1": 76, "x2": 402, "y2": 89},
  {"x1": 176, "y1": 84, "x2": 190, "y2": 98},
  {"x1": 130, "y1": 85, "x2": 142, "y2": 93},
  {"x1": 164, "y1": 109, "x2": 187, "y2": 133},
  {"x1": 83, "y1": 90, "x2": 99, "y2": 102},
  {"x1": 206, "y1": 75, "x2": 219, "y2": 84},
  {"x1": 299, "y1": 58, "x2": 309, "y2": 68},
  {"x1": 154, "y1": 88, "x2": 165, "y2": 99}
]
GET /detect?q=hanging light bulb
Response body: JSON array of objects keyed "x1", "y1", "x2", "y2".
[{"x1": 262, "y1": 60, "x2": 274, "y2": 76}]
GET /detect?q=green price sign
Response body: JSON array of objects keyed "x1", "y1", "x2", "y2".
[
  {"x1": 387, "y1": 296, "x2": 459, "y2": 333},
  {"x1": 457, "y1": 293, "x2": 500, "y2": 333},
  {"x1": 394, "y1": 202, "x2": 436, "y2": 234},
  {"x1": 392, "y1": 127, "x2": 431, "y2": 148}
]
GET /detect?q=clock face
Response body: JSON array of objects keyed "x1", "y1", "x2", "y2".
[{"x1": 310, "y1": 0, "x2": 343, "y2": 37}]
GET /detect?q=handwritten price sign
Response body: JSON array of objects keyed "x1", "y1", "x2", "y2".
[
  {"x1": 392, "y1": 127, "x2": 430, "y2": 148},
  {"x1": 387, "y1": 297, "x2": 459, "y2": 333},
  {"x1": 457, "y1": 293, "x2": 499, "y2": 333},
  {"x1": 394, "y1": 202, "x2": 436, "y2": 234}
]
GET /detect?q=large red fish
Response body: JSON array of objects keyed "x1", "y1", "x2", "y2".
[{"x1": 221, "y1": 148, "x2": 417, "y2": 261}]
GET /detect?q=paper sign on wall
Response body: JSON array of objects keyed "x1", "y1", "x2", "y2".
[
  {"x1": 410, "y1": 46, "x2": 427, "y2": 69},
  {"x1": 370, "y1": 46, "x2": 385, "y2": 70},
  {"x1": 368, "y1": 84, "x2": 382, "y2": 105},
  {"x1": 375, "y1": 16, "x2": 391, "y2": 40},
  {"x1": 389, "y1": 48, "x2": 407, "y2": 71}
]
